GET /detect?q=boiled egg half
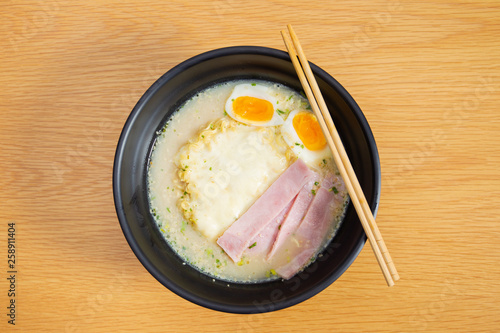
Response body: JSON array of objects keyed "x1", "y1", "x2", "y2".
[
  {"x1": 225, "y1": 83, "x2": 284, "y2": 126},
  {"x1": 282, "y1": 109, "x2": 332, "y2": 167}
]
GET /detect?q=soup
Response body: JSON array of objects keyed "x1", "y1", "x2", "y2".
[{"x1": 147, "y1": 79, "x2": 348, "y2": 283}]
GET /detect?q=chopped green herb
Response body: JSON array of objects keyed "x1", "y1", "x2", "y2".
[
  {"x1": 314, "y1": 181, "x2": 319, "y2": 186},
  {"x1": 301, "y1": 144, "x2": 304, "y2": 149},
  {"x1": 276, "y1": 100, "x2": 279, "y2": 104},
  {"x1": 278, "y1": 224, "x2": 282, "y2": 230},
  {"x1": 287, "y1": 95, "x2": 293, "y2": 101},
  {"x1": 201, "y1": 135, "x2": 205, "y2": 138},
  {"x1": 166, "y1": 207, "x2": 171, "y2": 213},
  {"x1": 251, "y1": 83, "x2": 256, "y2": 86},
  {"x1": 265, "y1": 269, "x2": 277, "y2": 278},
  {"x1": 295, "y1": 142, "x2": 300, "y2": 146},
  {"x1": 249, "y1": 242, "x2": 257, "y2": 249},
  {"x1": 331, "y1": 186, "x2": 339, "y2": 194},
  {"x1": 224, "y1": 110, "x2": 228, "y2": 116},
  {"x1": 184, "y1": 191, "x2": 187, "y2": 196},
  {"x1": 311, "y1": 189, "x2": 316, "y2": 195},
  {"x1": 209, "y1": 167, "x2": 212, "y2": 171},
  {"x1": 322, "y1": 159, "x2": 327, "y2": 165},
  {"x1": 276, "y1": 109, "x2": 285, "y2": 115},
  {"x1": 210, "y1": 124, "x2": 214, "y2": 130},
  {"x1": 181, "y1": 220, "x2": 187, "y2": 234}
]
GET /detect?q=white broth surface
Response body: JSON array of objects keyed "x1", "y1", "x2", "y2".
[{"x1": 147, "y1": 80, "x2": 348, "y2": 282}]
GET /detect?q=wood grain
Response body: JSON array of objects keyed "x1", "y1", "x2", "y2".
[{"x1": 1, "y1": 0, "x2": 499, "y2": 332}]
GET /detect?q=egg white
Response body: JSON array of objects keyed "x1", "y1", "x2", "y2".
[
  {"x1": 281, "y1": 109, "x2": 332, "y2": 168},
  {"x1": 225, "y1": 84, "x2": 284, "y2": 126}
]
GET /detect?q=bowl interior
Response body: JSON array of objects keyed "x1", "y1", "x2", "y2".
[{"x1": 113, "y1": 46, "x2": 380, "y2": 313}]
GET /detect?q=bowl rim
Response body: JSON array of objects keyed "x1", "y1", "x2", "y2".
[{"x1": 113, "y1": 45, "x2": 380, "y2": 313}]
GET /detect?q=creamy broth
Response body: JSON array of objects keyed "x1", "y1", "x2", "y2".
[{"x1": 147, "y1": 80, "x2": 348, "y2": 283}]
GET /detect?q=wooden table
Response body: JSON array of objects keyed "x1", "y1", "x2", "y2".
[{"x1": 1, "y1": 1, "x2": 499, "y2": 332}]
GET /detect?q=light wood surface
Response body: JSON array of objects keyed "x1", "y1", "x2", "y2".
[{"x1": 1, "y1": 1, "x2": 499, "y2": 332}]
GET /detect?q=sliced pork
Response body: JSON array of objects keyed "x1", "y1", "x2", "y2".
[
  {"x1": 267, "y1": 172, "x2": 320, "y2": 260},
  {"x1": 245, "y1": 199, "x2": 294, "y2": 257},
  {"x1": 217, "y1": 159, "x2": 315, "y2": 262},
  {"x1": 274, "y1": 186, "x2": 336, "y2": 279}
]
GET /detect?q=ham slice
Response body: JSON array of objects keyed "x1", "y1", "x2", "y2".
[
  {"x1": 245, "y1": 199, "x2": 294, "y2": 257},
  {"x1": 267, "y1": 172, "x2": 320, "y2": 260},
  {"x1": 274, "y1": 186, "x2": 336, "y2": 279},
  {"x1": 217, "y1": 159, "x2": 314, "y2": 262}
]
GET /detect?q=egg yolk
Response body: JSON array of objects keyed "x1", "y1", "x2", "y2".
[
  {"x1": 292, "y1": 112, "x2": 327, "y2": 151},
  {"x1": 232, "y1": 96, "x2": 274, "y2": 122}
]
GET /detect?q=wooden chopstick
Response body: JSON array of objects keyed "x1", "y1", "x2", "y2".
[
  {"x1": 286, "y1": 25, "x2": 400, "y2": 283},
  {"x1": 282, "y1": 25, "x2": 399, "y2": 286}
]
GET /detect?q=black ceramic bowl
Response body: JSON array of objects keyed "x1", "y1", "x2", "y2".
[{"x1": 113, "y1": 46, "x2": 380, "y2": 314}]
